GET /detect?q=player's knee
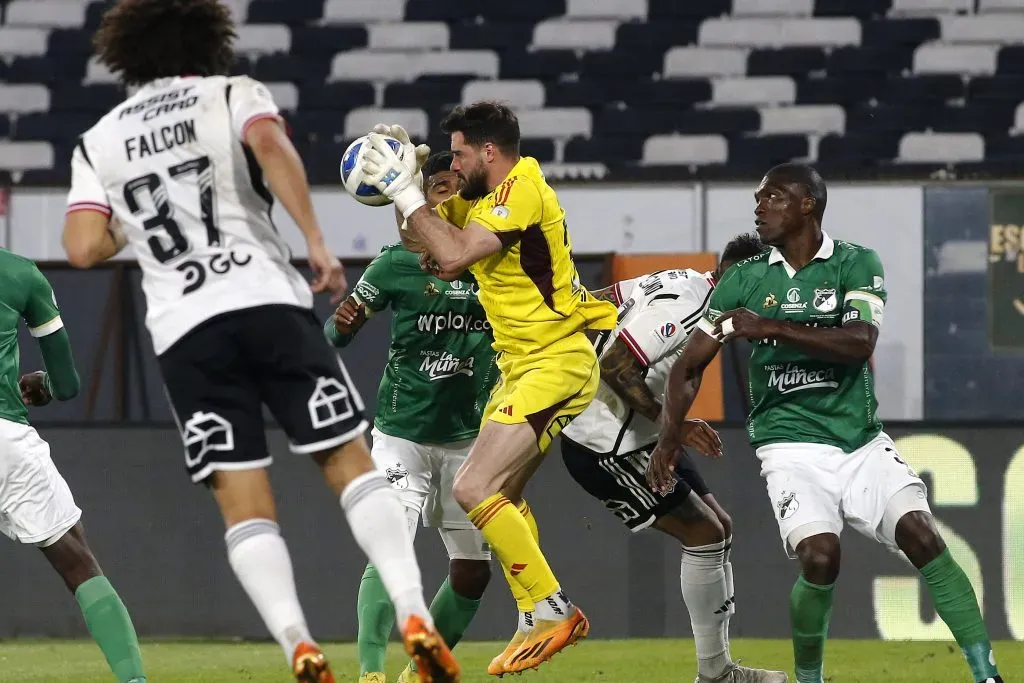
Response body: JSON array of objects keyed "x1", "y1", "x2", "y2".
[
  {"x1": 452, "y1": 471, "x2": 491, "y2": 512},
  {"x1": 704, "y1": 496, "x2": 733, "y2": 539},
  {"x1": 795, "y1": 534, "x2": 841, "y2": 584},
  {"x1": 449, "y1": 558, "x2": 491, "y2": 600},
  {"x1": 895, "y1": 510, "x2": 946, "y2": 567},
  {"x1": 38, "y1": 524, "x2": 102, "y2": 593}
]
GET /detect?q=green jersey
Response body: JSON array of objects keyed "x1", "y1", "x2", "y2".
[
  {"x1": 326, "y1": 244, "x2": 498, "y2": 444},
  {"x1": 0, "y1": 250, "x2": 80, "y2": 425},
  {"x1": 699, "y1": 234, "x2": 887, "y2": 452}
]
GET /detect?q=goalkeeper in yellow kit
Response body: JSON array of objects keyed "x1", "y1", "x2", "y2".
[{"x1": 360, "y1": 102, "x2": 618, "y2": 675}]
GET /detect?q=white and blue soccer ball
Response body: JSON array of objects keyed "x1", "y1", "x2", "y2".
[{"x1": 340, "y1": 134, "x2": 405, "y2": 207}]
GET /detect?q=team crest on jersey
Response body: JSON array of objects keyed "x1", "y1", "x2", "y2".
[
  {"x1": 385, "y1": 463, "x2": 410, "y2": 490},
  {"x1": 778, "y1": 491, "x2": 800, "y2": 520},
  {"x1": 424, "y1": 282, "x2": 440, "y2": 296},
  {"x1": 813, "y1": 288, "x2": 838, "y2": 313},
  {"x1": 763, "y1": 293, "x2": 778, "y2": 309}
]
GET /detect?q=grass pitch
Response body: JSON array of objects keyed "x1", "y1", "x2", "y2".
[{"x1": 1, "y1": 638, "x2": 1020, "y2": 682}]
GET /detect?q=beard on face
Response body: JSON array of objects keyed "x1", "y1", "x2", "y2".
[{"x1": 458, "y1": 163, "x2": 490, "y2": 200}]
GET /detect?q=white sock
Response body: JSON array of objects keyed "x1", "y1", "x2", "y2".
[
  {"x1": 225, "y1": 518, "x2": 312, "y2": 662},
  {"x1": 341, "y1": 471, "x2": 431, "y2": 627},
  {"x1": 532, "y1": 586, "x2": 573, "y2": 622},
  {"x1": 518, "y1": 610, "x2": 534, "y2": 634},
  {"x1": 681, "y1": 540, "x2": 734, "y2": 679},
  {"x1": 722, "y1": 537, "x2": 736, "y2": 651}
]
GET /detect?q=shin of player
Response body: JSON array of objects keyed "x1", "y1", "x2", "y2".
[
  {"x1": 650, "y1": 163, "x2": 1001, "y2": 683},
  {"x1": 10, "y1": 262, "x2": 146, "y2": 683},
  {"x1": 63, "y1": 4, "x2": 457, "y2": 681},
  {"x1": 360, "y1": 102, "x2": 619, "y2": 673}
]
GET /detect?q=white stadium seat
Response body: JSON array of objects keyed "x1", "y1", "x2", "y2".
[
  {"x1": 84, "y1": 56, "x2": 118, "y2": 85},
  {"x1": 899, "y1": 132, "x2": 984, "y2": 163},
  {"x1": 731, "y1": 0, "x2": 814, "y2": 17},
  {"x1": 0, "y1": 142, "x2": 55, "y2": 171},
  {"x1": 266, "y1": 83, "x2": 298, "y2": 111},
  {"x1": 516, "y1": 108, "x2": 592, "y2": 139},
  {"x1": 939, "y1": 16, "x2": 1024, "y2": 44},
  {"x1": 234, "y1": 25, "x2": 291, "y2": 54},
  {"x1": 0, "y1": 28, "x2": 48, "y2": 57},
  {"x1": 0, "y1": 85, "x2": 50, "y2": 114},
  {"x1": 5, "y1": 0, "x2": 89, "y2": 28},
  {"x1": 891, "y1": 0, "x2": 973, "y2": 15},
  {"x1": 367, "y1": 23, "x2": 450, "y2": 51},
  {"x1": 1010, "y1": 102, "x2": 1024, "y2": 132},
  {"x1": 330, "y1": 50, "x2": 499, "y2": 83},
  {"x1": 220, "y1": 0, "x2": 251, "y2": 22},
  {"x1": 759, "y1": 105, "x2": 846, "y2": 135},
  {"x1": 979, "y1": 0, "x2": 1024, "y2": 12},
  {"x1": 913, "y1": 43, "x2": 997, "y2": 75},
  {"x1": 712, "y1": 76, "x2": 796, "y2": 106},
  {"x1": 323, "y1": 0, "x2": 405, "y2": 23},
  {"x1": 566, "y1": 0, "x2": 648, "y2": 21},
  {"x1": 344, "y1": 108, "x2": 428, "y2": 140},
  {"x1": 664, "y1": 47, "x2": 749, "y2": 77},
  {"x1": 642, "y1": 134, "x2": 728, "y2": 165},
  {"x1": 699, "y1": 18, "x2": 861, "y2": 48},
  {"x1": 462, "y1": 80, "x2": 546, "y2": 109},
  {"x1": 532, "y1": 20, "x2": 620, "y2": 51}
]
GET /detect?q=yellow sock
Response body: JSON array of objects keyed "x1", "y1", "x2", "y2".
[
  {"x1": 468, "y1": 494, "x2": 559, "y2": 604},
  {"x1": 501, "y1": 500, "x2": 540, "y2": 612}
]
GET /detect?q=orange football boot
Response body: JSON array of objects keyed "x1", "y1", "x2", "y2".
[
  {"x1": 401, "y1": 614, "x2": 461, "y2": 683},
  {"x1": 292, "y1": 642, "x2": 336, "y2": 683},
  {"x1": 502, "y1": 607, "x2": 590, "y2": 674}
]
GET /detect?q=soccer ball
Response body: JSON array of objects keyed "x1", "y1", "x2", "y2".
[{"x1": 340, "y1": 135, "x2": 405, "y2": 207}]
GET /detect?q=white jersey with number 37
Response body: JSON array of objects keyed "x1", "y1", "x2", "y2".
[
  {"x1": 67, "y1": 75, "x2": 311, "y2": 355},
  {"x1": 563, "y1": 268, "x2": 716, "y2": 456}
]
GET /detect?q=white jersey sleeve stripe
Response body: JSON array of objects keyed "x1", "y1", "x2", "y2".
[
  {"x1": 617, "y1": 328, "x2": 650, "y2": 366},
  {"x1": 66, "y1": 201, "x2": 112, "y2": 216},
  {"x1": 29, "y1": 314, "x2": 64, "y2": 338},
  {"x1": 240, "y1": 112, "x2": 282, "y2": 141}
]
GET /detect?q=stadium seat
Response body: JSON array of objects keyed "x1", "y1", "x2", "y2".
[
  {"x1": 462, "y1": 80, "x2": 545, "y2": 109},
  {"x1": 759, "y1": 105, "x2": 846, "y2": 135},
  {"x1": 367, "y1": 22, "x2": 450, "y2": 50},
  {"x1": 532, "y1": 20, "x2": 620, "y2": 50},
  {"x1": 898, "y1": 132, "x2": 985, "y2": 162},
  {"x1": 323, "y1": 0, "x2": 405, "y2": 23},
  {"x1": 344, "y1": 107, "x2": 428, "y2": 139},
  {"x1": 711, "y1": 77, "x2": 796, "y2": 106},
  {"x1": 566, "y1": 0, "x2": 646, "y2": 20},
  {"x1": 698, "y1": 18, "x2": 861, "y2": 48},
  {"x1": 913, "y1": 43, "x2": 998, "y2": 75},
  {"x1": 939, "y1": 15, "x2": 1024, "y2": 43},
  {"x1": 0, "y1": 27, "x2": 49, "y2": 56},
  {"x1": 979, "y1": 0, "x2": 1024, "y2": 12},
  {"x1": 890, "y1": 0, "x2": 973, "y2": 16},
  {"x1": 0, "y1": 141, "x2": 55, "y2": 170},
  {"x1": 641, "y1": 134, "x2": 728, "y2": 165},
  {"x1": 0, "y1": 84, "x2": 50, "y2": 113},
  {"x1": 731, "y1": 0, "x2": 814, "y2": 17},
  {"x1": 5, "y1": 0, "x2": 90, "y2": 28},
  {"x1": 664, "y1": 47, "x2": 749, "y2": 77}
]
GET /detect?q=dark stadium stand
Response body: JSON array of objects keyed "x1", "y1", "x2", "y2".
[{"x1": 2, "y1": 0, "x2": 1024, "y2": 183}]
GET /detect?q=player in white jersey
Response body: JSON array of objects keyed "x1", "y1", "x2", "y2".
[
  {"x1": 560, "y1": 235, "x2": 787, "y2": 683},
  {"x1": 59, "y1": 2, "x2": 459, "y2": 682}
]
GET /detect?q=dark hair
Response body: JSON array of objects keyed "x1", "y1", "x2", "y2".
[
  {"x1": 421, "y1": 151, "x2": 453, "y2": 180},
  {"x1": 93, "y1": 0, "x2": 236, "y2": 86},
  {"x1": 721, "y1": 232, "x2": 765, "y2": 265},
  {"x1": 766, "y1": 162, "x2": 828, "y2": 221},
  {"x1": 440, "y1": 101, "x2": 520, "y2": 157}
]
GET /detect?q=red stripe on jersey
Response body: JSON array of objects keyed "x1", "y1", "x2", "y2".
[
  {"x1": 66, "y1": 201, "x2": 111, "y2": 217},
  {"x1": 241, "y1": 113, "x2": 282, "y2": 141},
  {"x1": 496, "y1": 177, "x2": 517, "y2": 205},
  {"x1": 617, "y1": 329, "x2": 650, "y2": 367},
  {"x1": 707, "y1": 275, "x2": 716, "y2": 288},
  {"x1": 613, "y1": 282, "x2": 623, "y2": 305}
]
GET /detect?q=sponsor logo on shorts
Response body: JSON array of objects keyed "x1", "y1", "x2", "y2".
[
  {"x1": 416, "y1": 311, "x2": 491, "y2": 335},
  {"x1": 419, "y1": 351, "x2": 475, "y2": 381},
  {"x1": 778, "y1": 490, "x2": 799, "y2": 520},
  {"x1": 182, "y1": 411, "x2": 234, "y2": 467},
  {"x1": 307, "y1": 376, "x2": 356, "y2": 429},
  {"x1": 765, "y1": 363, "x2": 839, "y2": 395},
  {"x1": 385, "y1": 463, "x2": 409, "y2": 490}
]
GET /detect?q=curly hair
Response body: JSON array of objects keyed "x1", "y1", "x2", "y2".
[
  {"x1": 721, "y1": 232, "x2": 766, "y2": 266},
  {"x1": 93, "y1": 0, "x2": 236, "y2": 86},
  {"x1": 440, "y1": 101, "x2": 520, "y2": 157},
  {"x1": 421, "y1": 151, "x2": 454, "y2": 180}
]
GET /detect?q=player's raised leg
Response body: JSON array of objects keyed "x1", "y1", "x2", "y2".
[{"x1": 486, "y1": 499, "x2": 540, "y2": 676}]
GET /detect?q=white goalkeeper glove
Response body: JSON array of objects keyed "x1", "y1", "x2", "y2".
[
  {"x1": 361, "y1": 133, "x2": 427, "y2": 218},
  {"x1": 370, "y1": 123, "x2": 430, "y2": 181}
]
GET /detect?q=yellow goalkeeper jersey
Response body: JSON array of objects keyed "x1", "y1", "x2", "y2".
[{"x1": 436, "y1": 156, "x2": 617, "y2": 357}]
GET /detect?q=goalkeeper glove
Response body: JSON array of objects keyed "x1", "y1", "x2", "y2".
[
  {"x1": 361, "y1": 133, "x2": 427, "y2": 218},
  {"x1": 370, "y1": 123, "x2": 430, "y2": 185}
]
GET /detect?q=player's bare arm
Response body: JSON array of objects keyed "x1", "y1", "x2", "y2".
[
  {"x1": 332, "y1": 296, "x2": 368, "y2": 338},
  {"x1": 62, "y1": 211, "x2": 126, "y2": 269},
  {"x1": 715, "y1": 307, "x2": 877, "y2": 364},
  {"x1": 245, "y1": 118, "x2": 346, "y2": 302},
  {"x1": 405, "y1": 208, "x2": 503, "y2": 274},
  {"x1": 648, "y1": 329, "x2": 722, "y2": 493},
  {"x1": 589, "y1": 285, "x2": 619, "y2": 304}
]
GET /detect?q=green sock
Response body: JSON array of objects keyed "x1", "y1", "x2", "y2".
[
  {"x1": 357, "y1": 564, "x2": 395, "y2": 675},
  {"x1": 407, "y1": 577, "x2": 482, "y2": 673},
  {"x1": 74, "y1": 576, "x2": 146, "y2": 683},
  {"x1": 789, "y1": 575, "x2": 834, "y2": 683},
  {"x1": 920, "y1": 549, "x2": 999, "y2": 681}
]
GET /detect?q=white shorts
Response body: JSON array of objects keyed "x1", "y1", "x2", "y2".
[
  {"x1": 757, "y1": 432, "x2": 930, "y2": 558},
  {"x1": 371, "y1": 428, "x2": 490, "y2": 560},
  {"x1": 0, "y1": 419, "x2": 81, "y2": 546}
]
